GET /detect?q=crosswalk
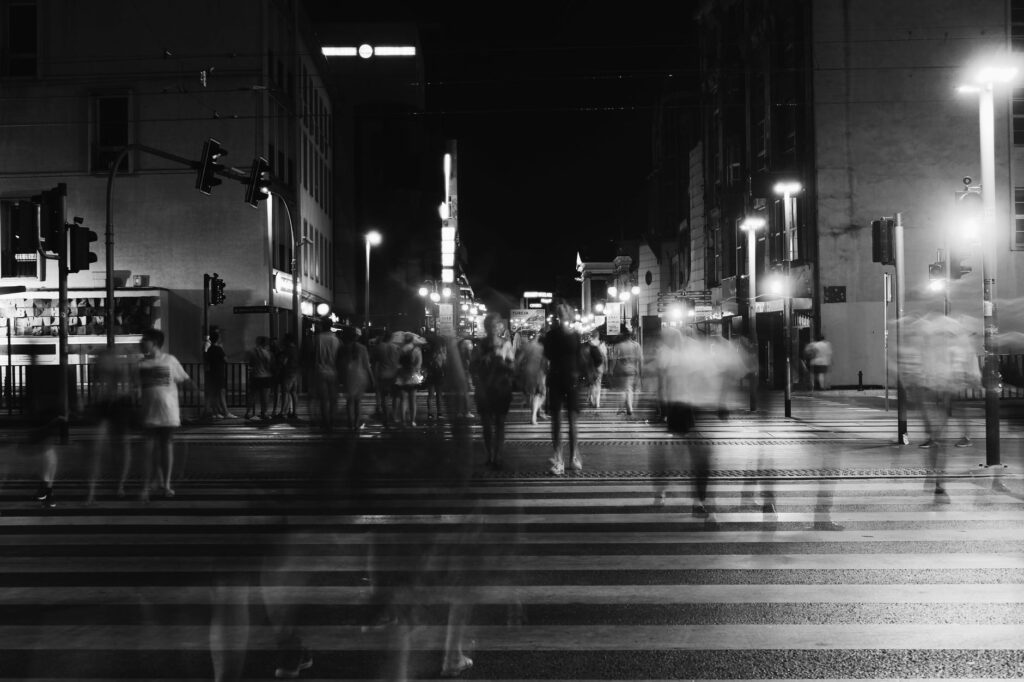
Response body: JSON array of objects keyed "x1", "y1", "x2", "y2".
[{"x1": 1, "y1": 463, "x2": 1023, "y2": 680}]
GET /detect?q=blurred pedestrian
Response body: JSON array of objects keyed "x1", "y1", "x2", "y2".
[
  {"x1": 805, "y1": 335, "x2": 833, "y2": 390},
  {"x1": 395, "y1": 332, "x2": 425, "y2": 427},
  {"x1": 544, "y1": 303, "x2": 583, "y2": 474},
  {"x1": 204, "y1": 329, "x2": 234, "y2": 419},
  {"x1": 137, "y1": 328, "x2": 194, "y2": 501},
  {"x1": 277, "y1": 333, "x2": 300, "y2": 420},
  {"x1": 611, "y1": 329, "x2": 642, "y2": 416},
  {"x1": 374, "y1": 331, "x2": 402, "y2": 427},
  {"x1": 245, "y1": 336, "x2": 274, "y2": 421},
  {"x1": 516, "y1": 330, "x2": 548, "y2": 424},
  {"x1": 423, "y1": 330, "x2": 448, "y2": 422},
  {"x1": 587, "y1": 329, "x2": 607, "y2": 408},
  {"x1": 87, "y1": 347, "x2": 136, "y2": 504},
  {"x1": 307, "y1": 318, "x2": 341, "y2": 432},
  {"x1": 457, "y1": 336, "x2": 476, "y2": 418},
  {"x1": 471, "y1": 313, "x2": 516, "y2": 469},
  {"x1": 340, "y1": 326, "x2": 374, "y2": 431}
]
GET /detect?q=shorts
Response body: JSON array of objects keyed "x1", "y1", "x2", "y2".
[
  {"x1": 811, "y1": 365, "x2": 828, "y2": 375},
  {"x1": 547, "y1": 381, "x2": 580, "y2": 415},
  {"x1": 251, "y1": 376, "x2": 273, "y2": 390}
]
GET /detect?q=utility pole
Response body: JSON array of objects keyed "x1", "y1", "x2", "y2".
[{"x1": 894, "y1": 212, "x2": 909, "y2": 445}]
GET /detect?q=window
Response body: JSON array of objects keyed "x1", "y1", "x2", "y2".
[
  {"x1": 3, "y1": 2, "x2": 37, "y2": 77},
  {"x1": 1014, "y1": 188, "x2": 1024, "y2": 248},
  {"x1": 1013, "y1": 1, "x2": 1024, "y2": 143},
  {"x1": 0, "y1": 198, "x2": 40, "y2": 278},
  {"x1": 90, "y1": 94, "x2": 133, "y2": 173}
]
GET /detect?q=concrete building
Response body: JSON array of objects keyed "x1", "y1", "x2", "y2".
[
  {"x1": 693, "y1": 0, "x2": 1024, "y2": 389},
  {"x1": 0, "y1": 0, "x2": 342, "y2": 363}
]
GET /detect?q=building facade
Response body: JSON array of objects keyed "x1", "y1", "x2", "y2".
[
  {"x1": 694, "y1": 0, "x2": 1024, "y2": 388},
  {"x1": 0, "y1": 0, "x2": 341, "y2": 363}
]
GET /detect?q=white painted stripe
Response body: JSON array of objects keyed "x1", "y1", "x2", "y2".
[
  {"x1": 2, "y1": 510, "x2": 1021, "y2": 527},
  {"x1": 0, "y1": 623, "x2": 1021, "y2": 650},
  {"x1": 2, "y1": 583, "x2": 1021, "y2": 606},
  {"x1": 5, "y1": 552, "x2": 1022, "y2": 572},
  {"x1": 1, "y1": 527, "x2": 1017, "y2": 546}
]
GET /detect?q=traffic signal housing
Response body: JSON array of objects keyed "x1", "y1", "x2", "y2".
[
  {"x1": 196, "y1": 138, "x2": 226, "y2": 195},
  {"x1": 32, "y1": 184, "x2": 66, "y2": 252},
  {"x1": 68, "y1": 222, "x2": 98, "y2": 273},
  {"x1": 928, "y1": 261, "x2": 945, "y2": 282},
  {"x1": 245, "y1": 156, "x2": 271, "y2": 207},
  {"x1": 210, "y1": 273, "x2": 226, "y2": 305},
  {"x1": 948, "y1": 244, "x2": 973, "y2": 280},
  {"x1": 871, "y1": 218, "x2": 895, "y2": 265}
]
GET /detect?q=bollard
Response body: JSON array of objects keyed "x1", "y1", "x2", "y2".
[{"x1": 858, "y1": 371, "x2": 863, "y2": 391}]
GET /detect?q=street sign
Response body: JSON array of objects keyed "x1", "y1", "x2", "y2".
[
  {"x1": 511, "y1": 308, "x2": 546, "y2": 332},
  {"x1": 438, "y1": 303, "x2": 455, "y2": 336},
  {"x1": 233, "y1": 305, "x2": 271, "y2": 314}
]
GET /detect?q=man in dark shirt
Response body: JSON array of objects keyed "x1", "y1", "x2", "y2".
[{"x1": 544, "y1": 303, "x2": 582, "y2": 475}]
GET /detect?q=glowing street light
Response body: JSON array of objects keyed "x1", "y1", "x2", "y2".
[
  {"x1": 740, "y1": 215, "x2": 767, "y2": 412},
  {"x1": 594, "y1": 302, "x2": 605, "y2": 314},
  {"x1": 607, "y1": 286, "x2": 618, "y2": 298},
  {"x1": 957, "y1": 57, "x2": 1019, "y2": 465},
  {"x1": 430, "y1": 291, "x2": 441, "y2": 303},
  {"x1": 364, "y1": 230, "x2": 382, "y2": 328},
  {"x1": 418, "y1": 286, "x2": 429, "y2": 297}
]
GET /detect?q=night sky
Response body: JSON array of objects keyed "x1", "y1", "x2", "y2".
[{"x1": 304, "y1": 1, "x2": 698, "y2": 307}]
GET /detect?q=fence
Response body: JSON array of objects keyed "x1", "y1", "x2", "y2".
[{"x1": 0, "y1": 362, "x2": 254, "y2": 415}]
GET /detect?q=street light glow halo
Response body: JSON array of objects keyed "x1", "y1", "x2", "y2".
[
  {"x1": 975, "y1": 66, "x2": 1017, "y2": 84},
  {"x1": 740, "y1": 216, "x2": 766, "y2": 231},
  {"x1": 365, "y1": 230, "x2": 382, "y2": 246},
  {"x1": 773, "y1": 181, "x2": 802, "y2": 195}
]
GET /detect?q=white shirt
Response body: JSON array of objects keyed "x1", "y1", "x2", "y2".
[{"x1": 138, "y1": 351, "x2": 190, "y2": 427}]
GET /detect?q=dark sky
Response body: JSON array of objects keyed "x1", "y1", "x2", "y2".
[{"x1": 305, "y1": 1, "x2": 699, "y2": 307}]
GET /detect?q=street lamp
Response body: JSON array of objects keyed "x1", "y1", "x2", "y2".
[
  {"x1": 772, "y1": 180, "x2": 801, "y2": 419},
  {"x1": 740, "y1": 216, "x2": 766, "y2": 412},
  {"x1": 364, "y1": 230, "x2": 382, "y2": 328},
  {"x1": 958, "y1": 60, "x2": 1018, "y2": 466}
]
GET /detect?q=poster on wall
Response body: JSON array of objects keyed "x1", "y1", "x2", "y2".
[
  {"x1": 438, "y1": 303, "x2": 455, "y2": 336},
  {"x1": 604, "y1": 302, "x2": 623, "y2": 335},
  {"x1": 510, "y1": 308, "x2": 546, "y2": 332}
]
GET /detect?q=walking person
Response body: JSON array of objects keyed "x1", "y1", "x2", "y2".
[
  {"x1": 611, "y1": 329, "x2": 642, "y2": 416},
  {"x1": 307, "y1": 318, "x2": 341, "y2": 432},
  {"x1": 277, "y1": 333, "x2": 300, "y2": 421},
  {"x1": 422, "y1": 329, "x2": 448, "y2": 422},
  {"x1": 516, "y1": 330, "x2": 547, "y2": 424},
  {"x1": 470, "y1": 313, "x2": 516, "y2": 469},
  {"x1": 87, "y1": 347, "x2": 135, "y2": 504},
  {"x1": 545, "y1": 303, "x2": 583, "y2": 475},
  {"x1": 805, "y1": 335, "x2": 833, "y2": 390},
  {"x1": 246, "y1": 336, "x2": 275, "y2": 421},
  {"x1": 340, "y1": 326, "x2": 374, "y2": 431},
  {"x1": 394, "y1": 332, "x2": 425, "y2": 427},
  {"x1": 137, "y1": 328, "x2": 194, "y2": 501},
  {"x1": 373, "y1": 331, "x2": 402, "y2": 427},
  {"x1": 587, "y1": 329, "x2": 608, "y2": 408}
]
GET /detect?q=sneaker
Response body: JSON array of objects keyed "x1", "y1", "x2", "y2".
[
  {"x1": 918, "y1": 439, "x2": 935, "y2": 448},
  {"x1": 571, "y1": 449, "x2": 583, "y2": 471},
  {"x1": 441, "y1": 655, "x2": 473, "y2": 678},
  {"x1": 812, "y1": 520, "x2": 844, "y2": 531},
  {"x1": 549, "y1": 457, "x2": 565, "y2": 476},
  {"x1": 692, "y1": 503, "x2": 708, "y2": 518},
  {"x1": 275, "y1": 647, "x2": 313, "y2": 679},
  {"x1": 954, "y1": 436, "x2": 973, "y2": 448}
]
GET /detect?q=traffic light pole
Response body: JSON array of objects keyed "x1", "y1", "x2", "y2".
[
  {"x1": 56, "y1": 187, "x2": 70, "y2": 444},
  {"x1": 978, "y1": 82, "x2": 1001, "y2": 467},
  {"x1": 894, "y1": 212, "x2": 910, "y2": 445}
]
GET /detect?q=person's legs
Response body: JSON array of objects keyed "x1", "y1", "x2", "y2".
[
  {"x1": 160, "y1": 430, "x2": 175, "y2": 496},
  {"x1": 495, "y1": 413, "x2": 506, "y2": 465},
  {"x1": 209, "y1": 580, "x2": 250, "y2": 682},
  {"x1": 259, "y1": 383, "x2": 271, "y2": 418},
  {"x1": 116, "y1": 432, "x2": 132, "y2": 497},
  {"x1": 408, "y1": 387, "x2": 418, "y2": 425},
  {"x1": 480, "y1": 410, "x2": 494, "y2": 462},
  {"x1": 625, "y1": 374, "x2": 636, "y2": 415}
]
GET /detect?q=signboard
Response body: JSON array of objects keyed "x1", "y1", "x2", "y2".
[
  {"x1": 233, "y1": 305, "x2": 271, "y2": 314},
  {"x1": 438, "y1": 303, "x2": 455, "y2": 336},
  {"x1": 605, "y1": 302, "x2": 623, "y2": 334},
  {"x1": 510, "y1": 308, "x2": 546, "y2": 332},
  {"x1": 272, "y1": 270, "x2": 294, "y2": 295}
]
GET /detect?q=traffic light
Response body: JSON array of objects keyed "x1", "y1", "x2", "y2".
[
  {"x1": 195, "y1": 138, "x2": 226, "y2": 195},
  {"x1": 67, "y1": 222, "x2": 98, "y2": 272},
  {"x1": 948, "y1": 244, "x2": 973, "y2": 280},
  {"x1": 871, "y1": 218, "x2": 895, "y2": 265},
  {"x1": 245, "y1": 156, "x2": 271, "y2": 207},
  {"x1": 210, "y1": 273, "x2": 226, "y2": 305},
  {"x1": 928, "y1": 261, "x2": 945, "y2": 281},
  {"x1": 31, "y1": 184, "x2": 66, "y2": 252}
]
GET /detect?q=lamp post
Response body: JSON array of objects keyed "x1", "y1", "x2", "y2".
[
  {"x1": 364, "y1": 230, "x2": 382, "y2": 328},
  {"x1": 740, "y1": 216, "x2": 766, "y2": 412},
  {"x1": 773, "y1": 182, "x2": 802, "y2": 418},
  {"x1": 958, "y1": 63, "x2": 1017, "y2": 466}
]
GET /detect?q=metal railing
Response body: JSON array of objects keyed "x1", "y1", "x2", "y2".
[{"x1": 0, "y1": 362, "x2": 255, "y2": 415}]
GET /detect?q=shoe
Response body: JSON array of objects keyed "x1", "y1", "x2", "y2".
[
  {"x1": 224, "y1": 413, "x2": 238, "y2": 419},
  {"x1": 616, "y1": 409, "x2": 626, "y2": 415},
  {"x1": 571, "y1": 449, "x2": 583, "y2": 471},
  {"x1": 163, "y1": 488, "x2": 175, "y2": 499},
  {"x1": 441, "y1": 655, "x2": 473, "y2": 678},
  {"x1": 212, "y1": 414, "x2": 224, "y2": 420},
  {"x1": 762, "y1": 502, "x2": 777, "y2": 517},
  {"x1": 275, "y1": 647, "x2": 313, "y2": 679},
  {"x1": 933, "y1": 490, "x2": 951, "y2": 504},
  {"x1": 955, "y1": 436, "x2": 973, "y2": 448},
  {"x1": 812, "y1": 520, "x2": 844, "y2": 531},
  {"x1": 692, "y1": 503, "x2": 708, "y2": 518},
  {"x1": 37, "y1": 485, "x2": 55, "y2": 508},
  {"x1": 549, "y1": 456, "x2": 565, "y2": 476},
  {"x1": 918, "y1": 439, "x2": 935, "y2": 448}
]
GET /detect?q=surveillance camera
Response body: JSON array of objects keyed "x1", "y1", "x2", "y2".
[{"x1": 963, "y1": 176, "x2": 973, "y2": 186}]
